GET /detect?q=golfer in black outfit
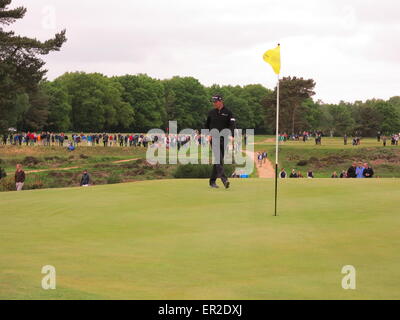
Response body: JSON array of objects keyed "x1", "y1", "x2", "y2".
[{"x1": 205, "y1": 95, "x2": 236, "y2": 189}]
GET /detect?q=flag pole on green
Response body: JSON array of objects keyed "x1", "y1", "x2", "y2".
[{"x1": 263, "y1": 44, "x2": 281, "y2": 216}]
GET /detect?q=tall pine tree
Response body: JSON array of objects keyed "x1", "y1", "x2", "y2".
[{"x1": 0, "y1": 0, "x2": 66, "y2": 132}]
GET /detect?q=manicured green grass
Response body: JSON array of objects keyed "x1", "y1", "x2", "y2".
[{"x1": 1, "y1": 179, "x2": 400, "y2": 300}]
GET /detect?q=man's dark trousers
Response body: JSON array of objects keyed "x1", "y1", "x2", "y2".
[{"x1": 210, "y1": 137, "x2": 229, "y2": 185}]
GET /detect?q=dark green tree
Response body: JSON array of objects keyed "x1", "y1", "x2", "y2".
[
  {"x1": 56, "y1": 72, "x2": 133, "y2": 132},
  {"x1": 263, "y1": 76, "x2": 316, "y2": 134},
  {"x1": 163, "y1": 76, "x2": 209, "y2": 130},
  {"x1": 242, "y1": 84, "x2": 272, "y2": 133},
  {"x1": 372, "y1": 100, "x2": 400, "y2": 134},
  {"x1": 0, "y1": 0, "x2": 66, "y2": 132},
  {"x1": 41, "y1": 81, "x2": 72, "y2": 132},
  {"x1": 326, "y1": 103, "x2": 355, "y2": 136},
  {"x1": 116, "y1": 74, "x2": 165, "y2": 132},
  {"x1": 352, "y1": 102, "x2": 382, "y2": 136}
]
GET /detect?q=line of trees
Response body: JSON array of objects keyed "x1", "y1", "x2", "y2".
[
  {"x1": 4, "y1": 72, "x2": 274, "y2": 134},
  {"x1": 1, "y1": 0, "x2": 399, "y2": 136},
  {"x1": 263, "y1": 78, "x2": 400, "y2": 136},
  {"x1": 8, "y1": 72, "x2": 399, "y2": 137}
]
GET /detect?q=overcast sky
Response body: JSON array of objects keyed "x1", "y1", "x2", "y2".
[{"x1": 7, "y1": 0, "x2": 400, "y2": 103}]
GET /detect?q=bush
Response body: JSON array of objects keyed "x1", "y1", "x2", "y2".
[
  {"x1": 28, "y1": 178, "x2": 44, "y2": 190},
  {"x1": 107, "y1": 174, "x2": 121, "y2": 184},
  {"x1": 154, "y1": 169, "x2": 166, "y2": 176},
  {"x1": 174, "y1": 164, "x2": 235, "y2": 179},
  {"x1": 297, "y1": 160, "x2": 308, "y2": 166},
  {"x1": 0, "y1": 167, "x2": 6, "y2": 179},
  {"x1": 0, "y1": 176, "x2": 15, "y2": 191},
  {"x1": 22, "y1": 156, "x2": 40, "y2": 166}
]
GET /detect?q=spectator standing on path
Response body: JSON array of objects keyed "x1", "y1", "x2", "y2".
[
  {"x1": 103, "y1": 134, "x2": 108, "y2": 147},
  {"x1": 262, "y1": 151, "x2": 268, "y2": 164},
  {"x1": 257, "y1": 153, "x2": 263, "y2": 167},
  {"x1": 15, "y1": 164, "x2": 25, "y2": 191},
  {"x1": 347, "y1": 162, "x2": 357, "y2": 178}
]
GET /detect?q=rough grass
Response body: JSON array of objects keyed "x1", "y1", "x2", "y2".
[{"x1": 1, "y1": 179, "x2": 400, "y2": 300}]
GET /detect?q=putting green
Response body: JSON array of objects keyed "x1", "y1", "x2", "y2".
[{"x1": 1, "y1": 179, "x2": 399, "y2": 300}]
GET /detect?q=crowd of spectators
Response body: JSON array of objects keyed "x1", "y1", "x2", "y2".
[{"x1": 279, "y1": 162, "x2": 375, "y2": 179}]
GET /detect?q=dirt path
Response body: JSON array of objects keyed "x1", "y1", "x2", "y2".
[
  {"x1": 245, "y1": 150, "x2": 275, "y2": 178},
  {"x1": 112, "y1": 158, "x2": 140, "y2": 164},
  {"x1": 22, "y1": 158, "x2": 140, "y2": 174},
  {"x1": 254, "y1": 138, "x2": 275, "y2": 145}
]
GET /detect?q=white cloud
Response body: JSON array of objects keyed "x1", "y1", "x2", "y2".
[{"x1": 7, "y1": 0, "x2": 400, "y2": 103}]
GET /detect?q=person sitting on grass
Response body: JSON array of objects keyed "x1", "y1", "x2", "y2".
[
  {"x1": 331, "y1": 171, "x2": 338, "y2": 178},
  {"x1": 67, "y1": 142, "x2": 75, "y2": 152},
  {"x1": 289, "y1": 169, "x2": 298, "y2": 178},
  {"x1": 307, "y1": 170, "x2": 314, "y2": 178},
  {"x1": 280, "y1": 168, "x2": 287, "y2": 178},
  {"x1": 80, "y1": 170, "x2": 91, "y2": 187},
  {"x1": 297, "y1": 171, "x2": 304, "y2": 178},
  {"x1": 340, "y1": 170, "x2": 347, "y2": 178}
]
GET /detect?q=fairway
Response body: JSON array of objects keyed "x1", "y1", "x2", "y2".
[{"x1": 1, "y1": 179, "x2": 400, "y2": 300}]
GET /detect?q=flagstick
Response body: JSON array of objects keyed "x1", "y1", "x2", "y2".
[{"x1": 274, "y1": 74, "x2": 280, "y2": 216}]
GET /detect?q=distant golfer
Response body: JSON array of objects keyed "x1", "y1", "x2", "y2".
[{"x1": 205, "y1": 94, "x2": 236, "y2": 189}]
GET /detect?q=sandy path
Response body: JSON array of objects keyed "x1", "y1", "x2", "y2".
[
  {"x1": 20, "y1": 158, "x2": 140, "y2": 174},
  {"x1": 112, "y1": 158, "x2": 140, "y2": 164},
  {"x1": 245, "y1": 150, "x2": 275, "y2": 178},
  {"x1": 254, "y1": 138, "x2": 275, "y2": 145}
]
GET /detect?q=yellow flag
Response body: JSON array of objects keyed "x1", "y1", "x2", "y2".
[{"x1": 263, "y1": 44, "x2": 281, "y2": 75}]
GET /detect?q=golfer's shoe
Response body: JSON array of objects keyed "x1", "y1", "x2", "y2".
[
  {"x1": 210, "y1": 183, "x2": 219, "y2": 189},
  {"x1": 223, "y1": 180, "x2": 230, "y2": 189}
]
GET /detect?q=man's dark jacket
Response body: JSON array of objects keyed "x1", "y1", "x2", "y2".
[
  {"x1": 363, "y1": 167, "x2": 374, "y2": 178},
  {"x1": 347, "y1": 166, "x2": 357, "y2": 178},
  {"x1": 81, "y1": 173, "x2": 90, "y2": 186},
  {"x1": 205, "y1": 107, "x2": 235, "y2": 135}
]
